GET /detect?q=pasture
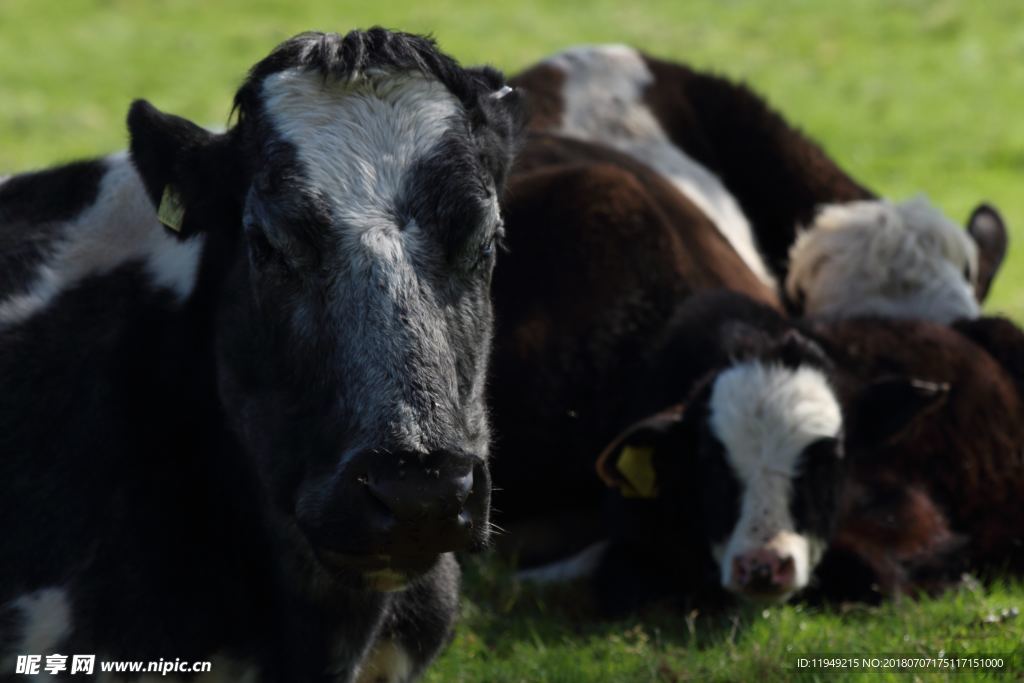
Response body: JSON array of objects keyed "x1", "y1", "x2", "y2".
[{"x1": 2, "y1": 1, "x2": 1022, "y2": 680}]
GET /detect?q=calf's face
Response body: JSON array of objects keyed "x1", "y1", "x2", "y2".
[
  {"x1": 701, "y1": 360, "x2": 843, "y2": 601},
  {"x1": 128, "y1": 30, "x2": 523, "y2": 588},
  {"x1": 599, "y1": 332, "x2": 945, "y2": 603}
]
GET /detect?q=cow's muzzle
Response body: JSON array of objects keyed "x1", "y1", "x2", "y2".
[{"x1": 297, "y1": 449, "x2": 491, "y2": 575}]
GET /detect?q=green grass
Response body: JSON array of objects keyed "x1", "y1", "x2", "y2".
[
  {"x1": 427, "y1": 557, "x2": 1023, "y2": 682},
  {"x1": 2, "y1": 2, "x2": 1023, "y2": 679}
]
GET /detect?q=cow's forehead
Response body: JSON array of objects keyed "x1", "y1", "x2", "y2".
[
  {"x1": 708, "y1": 361, "x2": 842, "y2": 480},
  {"x1": 259, "y1": 69, "x2": 465, "y2": 228}
]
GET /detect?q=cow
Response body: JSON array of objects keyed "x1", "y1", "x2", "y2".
[
  {"x1": 0, "y1": 28, "x2": 523, "y2": 682},
  {"x1": 586, "y1": 291, "x2": 1024, "y2": 613},
  {"x1": 511, "y1": 45, "x2": 1008, "y2": 322}
]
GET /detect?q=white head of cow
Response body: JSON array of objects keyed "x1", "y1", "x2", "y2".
[
  {"x1": 706, "y1": 360, "x2": 841, "y2": 600},
  {"x1": 786, "y1": 197, "x2": 1007, "y2": 323},
  {"x1": 126, "y1": 29, "x2": 524, "y2": 590}
]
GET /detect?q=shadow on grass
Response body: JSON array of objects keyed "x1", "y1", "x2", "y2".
[{"x1": 457, "y1": 551, "x2": 757, "y2": 652}]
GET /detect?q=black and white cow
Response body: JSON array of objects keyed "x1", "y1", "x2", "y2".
[
  {"x1": 512, "y1": 45, "x2": 1008, "y2": 322},
  {"x1": 0, "y1": 29, "x2": 523, "y2": 682},
  {"x1": 588, "y1": 290, "x2": 1024, "y2": 613}
]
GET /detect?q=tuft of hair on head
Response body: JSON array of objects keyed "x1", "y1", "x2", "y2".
[{"x1": 785, "y1": 197, "x2": 980, "y2": 323}]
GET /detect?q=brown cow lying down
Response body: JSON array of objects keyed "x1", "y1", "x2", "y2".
[
  {"x1": 511, "y1": 46, "x2": 1008, "y2": 322},
  {"x1": 545, "y1": 290, "x2": 1024, "y2": 614}
]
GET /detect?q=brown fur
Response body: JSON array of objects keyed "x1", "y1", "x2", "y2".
[
  {"x1": 822, "y1": 317, "x2": 1024, "y2": 584},
  {"x1": 510, "y1": 63, "x2": 565, "y2": 132}
]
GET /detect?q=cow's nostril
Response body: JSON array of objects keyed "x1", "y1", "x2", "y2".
[
  {"x1": 366, "y1": 457, "x2": 475, "y2": 523},
  {"x1": 775, "y1": 555, "x2": 796, "y2": 585},
  {"x1": 452, "y1": 469, "x2": 473, "y2": 509}
]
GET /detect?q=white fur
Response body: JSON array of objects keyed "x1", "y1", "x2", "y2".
[
  {"x1": 0, "y1": 153, "x2": 204, "y2": 327},
  {"x1": 515, "y1": 540, "x2": 611, "y2": 584},
  {"x1": 261, "y1": 69, "x2": 460, "y2": 233},
  {"x1": 787, "y1": 197, "x2": 979, "y2": 323},
  {"x1": 709, "y1": 362, "x2": 841, "y2": 597},
  {"x1": 542, "y1": 45, "x2": 776, "y2": 289},
  {"x1": 356, "y1": 640, "x2": 414, "y2": 683},
  {"x1": 2, "y1": 587, "x2": 72, "y2": 671}
]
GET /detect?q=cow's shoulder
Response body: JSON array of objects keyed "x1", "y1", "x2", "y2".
[{"x1": 0, "y1": 154, "x2": 204, "y2": 329}]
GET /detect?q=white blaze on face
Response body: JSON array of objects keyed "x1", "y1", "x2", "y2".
[
  {"x1": 260, "y1": 69, "x2": 462, "y2": 232},
  {"x1": 708, "y1": 361, "x2": 842, "y2": 596},
  {"x1": 540, "y1": 45, "x2": 777, "y2": 290},
  {"x1": 0, "y1": 154, "x2": 204, "y2": 328},
  {"x1": 786, "y1": 197, "x2": 980, "y2": 323}
]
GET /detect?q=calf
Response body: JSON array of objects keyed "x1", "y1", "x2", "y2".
[
  {"x1": 0, "y1": 29, "x2": 523, "y2": 681},
  {"x1": 589, "y1": 291, "x2": 1024, "y2": 613},
  {"x1": 512, "y1": 45, "x2": 1008, "y2": 321}
]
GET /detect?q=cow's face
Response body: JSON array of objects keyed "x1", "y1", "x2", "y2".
[
  {"x1": 128, "y1": 30, "x2": 524, "y2": 589},
  {"x1": 786, "y1": 198, "x2": 1008, "y2": 323},
  {"x1": 599, "y1": 331, "x2": 946, "y2": 604},
  {"x1": 698, "y1": 359, "x2": 843, "y2": 602}
]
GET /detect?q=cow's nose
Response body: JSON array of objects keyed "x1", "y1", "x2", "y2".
[
  {"x1": 362, "y1": 449, "x2": 486, "y2": 556},
  {"x1": 730, "y1": 549, "x2": 796, "y2": 599},
  {"x1": 367, "y1": 454, "x2": 474, "y2": 524}
]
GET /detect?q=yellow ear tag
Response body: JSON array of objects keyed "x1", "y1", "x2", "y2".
[
  {"x1": 616, "y1": 445, "x2": 658, "y2": 499},
  {"x1": 157, "y1": 185, "x2": 186, "y2": 232}
]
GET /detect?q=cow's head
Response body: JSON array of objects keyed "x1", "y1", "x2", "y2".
[
  {"x1": 597, "y1": 326, "x2": 946, "y2": 603},
  {"x1": 786, "y1": 198, "x2": 1007, "y2": 323},
  {"x1": 127, "y1": 29, "x2": 525, "y2": 589}
]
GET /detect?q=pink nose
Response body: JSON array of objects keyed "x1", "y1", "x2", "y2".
[{"x1": 730, "y1": 549, "x2": 796, "y2": 597}]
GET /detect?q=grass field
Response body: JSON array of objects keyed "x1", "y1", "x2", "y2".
[{"x1": 2, "y1": 1, "x2": 1023, "y2": 680}]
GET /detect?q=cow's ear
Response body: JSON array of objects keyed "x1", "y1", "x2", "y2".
[
  {"x1": 966, "y1": 203, "x2": 1007, "y2": 302},
  {"x1": 128, "y1": 99, "x2": 244, "y2": 239},
  {"x1": 846, "y1": 377, "x2": 949, "y2": 449},
  {"x1": 595, "y1": 405, "x2": 687, "y2": 499}
]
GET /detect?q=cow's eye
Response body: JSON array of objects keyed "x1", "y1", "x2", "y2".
[
  {"x1": 963, "y1": 263, "x2": 972, "y2": 282},
  {"x1": 473, "y1": 225, "x2": 505, "y2": 271}
]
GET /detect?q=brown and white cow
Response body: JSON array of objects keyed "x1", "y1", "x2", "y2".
[{"x1": 511, "y1": 45, "x2": 1008, "y2": 322}]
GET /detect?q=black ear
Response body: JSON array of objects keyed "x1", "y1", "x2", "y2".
[
  {"x1": 595, "y1": 405, "x2": 687, "y2": 499},
  {"x1": 966, "y1": 203, "x2": 1008, "y2": 302},
  {"x1": 127, "y1": 99, "x2": 244, "y2": 238},
  {"x1": 847, "y1": 377, "x2": 949, "y2": 449}
]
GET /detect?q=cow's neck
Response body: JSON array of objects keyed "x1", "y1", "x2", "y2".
[{"x1": 643, "y1": 57, "x2": 875, "y2": 278}]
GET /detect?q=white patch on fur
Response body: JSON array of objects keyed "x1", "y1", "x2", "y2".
[
  {"x1": 709, "y1": 362, "x2": 841, "y2": 596},
  {"x1": 261, "y1": 69, "x2": 460, "y2": 233},
  {"x1": 356, "y1": 639, "x2": 414, "y2": 683},
  {"x1": 542, "y1": 45, "x2": 776, "y2": 289},
  {"x1": 1, "y1": 588, "x2": 72, "y2": 670},
  {"x1": 786, "y1": 197, "x2": 980, "y2": 323},
  {"x1": 516, "y1": 540, "x2": 611, "y2": 584},
  {"x1": 0, "y1": 153, "x2": 204, "y2": 327}
]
